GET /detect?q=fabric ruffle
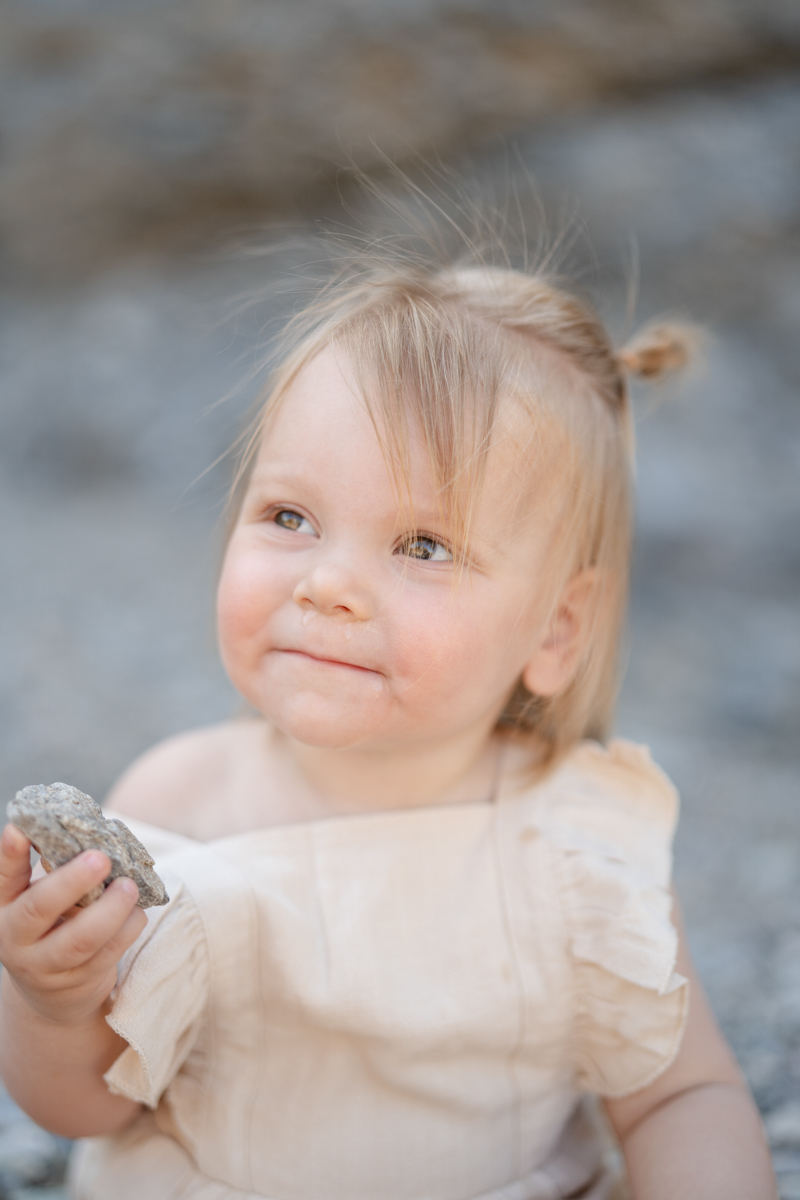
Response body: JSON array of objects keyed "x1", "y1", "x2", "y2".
[
  {"x1": 547, "y1": 739, "x2": 689, "y2": 1098},
  {"x1": 104, "y1": 872, "x2": 209, "y2": 1109}
]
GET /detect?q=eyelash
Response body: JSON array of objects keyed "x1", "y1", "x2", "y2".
[
  {"x1": 271, "y1": 508, "x2": 315, "y2": 535},
  {"x1": 269, "y1": 509, "x2": 454, "y2": 564},
  {"x1": 396, "y1": 534, "x2": 453, "y2": 563}
]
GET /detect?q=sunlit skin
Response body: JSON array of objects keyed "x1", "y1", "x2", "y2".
[
  {"x1": 216, "y1": 344, "x2": 588, "y2": 806},
  {"x1": 0, "y1": 342, "x2": 777, "y2": 1198}
]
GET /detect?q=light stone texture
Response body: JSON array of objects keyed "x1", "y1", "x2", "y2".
[
  {"x1": 0, "y1": 1124, "x2": 63, "y2": 1187},
  {"x1": 7, "y1": 784, "x2": 168, "y2": 909},
  {"x1": 1, "y1": 0, "x2": 799, "y2": 277},
  {"x1": 0, "y1": 1081, "x2": 71, "y2": 1198},
  {"x1": 767, "y1": 1104, "x2": 800, "y2": 1150},
  {"x1": 0, "y1": 24, "x2": 798, "y2": 1195}
]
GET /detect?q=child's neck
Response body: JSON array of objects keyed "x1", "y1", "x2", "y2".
[{"x1": 279, "y1": 726, "x2": 501, "y2": 818}]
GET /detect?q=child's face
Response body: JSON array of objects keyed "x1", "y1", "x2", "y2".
[{"x1": 218, "y1": 344, "x2": 568, "y2": 753}]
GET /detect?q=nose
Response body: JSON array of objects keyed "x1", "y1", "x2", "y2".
[{"x1": 292, "y1": 557, "x2": 373, "y2": 622}]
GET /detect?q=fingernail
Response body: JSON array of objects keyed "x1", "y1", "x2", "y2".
[
  {"x1": 85, "y1": 851, "x2": 109, "y2": 872},
  {"x1": 118, "y1": 878, "x2": 138, "y2": 898}
]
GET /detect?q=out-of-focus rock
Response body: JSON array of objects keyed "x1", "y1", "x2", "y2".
[
  {"x1": 766, "y1": 1101, "x2": 800, "y2": 1148},
  {"x1": 7, "y1": 783, "x2": 168, "y2": 908},
  {"x1": 0, "y1": 1080, "x2": 71, "y2": 1195},
  {"x1": 0, "y1": 1122, "x2": 63, "y2": 1187},
  {"x1": 2, "y1": 0, "x2": 800, "y2": 277}
]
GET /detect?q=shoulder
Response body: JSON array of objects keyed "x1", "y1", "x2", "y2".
[
  {"x1": 561, "y1": 738, "x2": 677, "y2": 817},
  {"x1": 104, "y1": 718, "x2": 267, "y2": 836},
  {"x1": 507, "y1": 738, "x2": 679, "y2": 886},
  {"x1": 554, "y1": 738, "x2": 678, "y2": 864},
  {"x1": 507, "y1": 740, "x2": 688, "y2": 1097}
]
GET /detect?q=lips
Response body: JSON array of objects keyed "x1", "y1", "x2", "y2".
[{"x1": 273, "y1": 648, "x2": 378, "y2": 675}]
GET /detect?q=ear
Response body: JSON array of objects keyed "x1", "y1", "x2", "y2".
[{"x1": 522, "y1": 569, "x2": 599, "y2": 698}]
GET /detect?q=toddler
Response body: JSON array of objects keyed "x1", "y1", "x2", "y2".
[{"x1": 0, "y1": 223, "x2": 775, "y2": 1198}]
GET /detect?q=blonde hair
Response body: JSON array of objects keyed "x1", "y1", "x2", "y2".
[{"x1": 227, "y1": 215, "x2": 695, "y2": 768}]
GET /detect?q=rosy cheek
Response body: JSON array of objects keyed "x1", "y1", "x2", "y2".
[
  {"x1": 216, "y1": 547, "x2": 269, "y2": 646},
  {"x1": 389, "y1": 593, "x2": 470, "y2": 683}
]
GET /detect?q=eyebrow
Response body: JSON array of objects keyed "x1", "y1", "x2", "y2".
[
  {"x1": 248, "y1": 463, "x2": 444, "y2": 522},
  {"x1": 247, "y1": 461, "x2": 303, "y2": 486},
  {"x1": 245, "y1": 462, "x2": 507, "y2": 557}
]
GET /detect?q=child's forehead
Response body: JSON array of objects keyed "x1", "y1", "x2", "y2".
[
  {"x1": 253, "y1": 338, "x2": 569, "y2": 524},
  {"x1": 266, "y1": 338, "x2": 554, "y2": 445},
  {"x1": 268, "y1": 340, "x2": 514, "y2": 435},
  {"x1": 262, "y1": 345, "x2": 363, "y2": 430}
]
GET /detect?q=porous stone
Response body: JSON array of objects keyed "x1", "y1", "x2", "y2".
[
  {"x1": 765, "y1": 1101, "x2": 800, "y2": 1149},
  {"x1": 0, "y1": 1121, "x2": 63, "y2": 1186},
  {"x1": 7, "y1": 783, "x2": 168, "y2": 909},
  {"x1": 2, "y1": 0, "x2": 800, "y2": 277}
]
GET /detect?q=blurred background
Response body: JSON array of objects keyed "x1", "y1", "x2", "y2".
[{"x1": 1, "y1": 0, "x2": 799, "y2": 1195}]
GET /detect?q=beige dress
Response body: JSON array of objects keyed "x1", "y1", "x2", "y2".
[{"x1": 70, "y1": 739, "x2": 688, "y2": 1200}]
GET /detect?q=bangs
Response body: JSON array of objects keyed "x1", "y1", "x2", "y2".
[
  {"x1": 336, "y1": 294, "x2": 510, "y2": 568},
  {"x1": 223, "y1": 242, "x2": 684, "y2": 768}
]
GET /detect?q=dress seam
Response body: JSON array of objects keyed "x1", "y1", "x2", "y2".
[
  {"x1": 309, "y1": 824, "x2": 332, "y2": 997},
  {"x1": 160, "y1": 874, "x2": 215, "y2": 1153},
  {"x1": 492, "y1": 799, "x2": 527, "y2": 1179},
  {"x1": 540, "y1": 786, "x2": 580, "y2": 1089},
  {"x1": 246, "y1": 878, "x2": 266, "y2": 1194}
]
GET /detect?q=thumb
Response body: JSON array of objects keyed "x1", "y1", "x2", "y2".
[{"x1": 0, "y1": 824, "x2": 33, "y2": 905}]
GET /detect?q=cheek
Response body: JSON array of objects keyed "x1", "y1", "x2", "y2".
[
  {"x1": 216, "y1": 544, "x2": 281, "y2": 656},
  {"x1": 388, "y1": 589, "x2": 491, "y2": 692},
  {"x1": 388, "y1": 583, "x2": 538, "y2": 703}
]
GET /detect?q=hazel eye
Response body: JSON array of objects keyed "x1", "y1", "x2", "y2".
[
  {"x1": 399, "y1": 535, "x2": 453, "y2": 562},
  {"x1": 273, "y1": 509, "x2": 316, "y2": 536}
]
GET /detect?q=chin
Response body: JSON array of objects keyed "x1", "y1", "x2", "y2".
[{"x1": 265, "y1": 694, "x2": 389, "y2": 750}]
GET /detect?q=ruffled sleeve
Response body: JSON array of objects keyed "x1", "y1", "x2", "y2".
[
  {"x1": 549, "y1": 739, "x2": 689, "y2": 1098},
  {"x1": 103, "y1": 869, "x2": 209, "y2": 1109}
]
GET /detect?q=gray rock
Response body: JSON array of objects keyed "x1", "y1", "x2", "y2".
[
  {"x1": 2, "y1": 0, "x2": 800, "y2": 277},
  {"x1": 766, "y1": 1102, "x2": 800, "y2": 1149},
  {"x1": 0, "y1": 1123, "x2": 62, "y2": 1187},
  {"x1": 7, "y1": 784, "x2": 168, "y2": 909},
  {"x1": 10, "y1": 1189, "x2": 69, "y2": 1200},
  {"x1": 778, "y1": 1175, "x2": 800, "y2": 1200}
]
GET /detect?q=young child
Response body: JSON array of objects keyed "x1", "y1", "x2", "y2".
[{"x1": 0, "y1": 233, "x2": 775, "y2": 1198}]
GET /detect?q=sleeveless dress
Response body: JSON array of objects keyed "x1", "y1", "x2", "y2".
[{"x1": 70, "y1": 739, "x2": 688, "y2": 1200}]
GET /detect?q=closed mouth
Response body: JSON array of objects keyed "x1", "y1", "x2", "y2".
[{"x1": 275, "y1": 648, "x2": 378, "y2": 675}]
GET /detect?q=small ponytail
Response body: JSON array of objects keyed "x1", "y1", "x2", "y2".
[{"x1": 616, "y1": 322, "x2": 700, "y2": 382}]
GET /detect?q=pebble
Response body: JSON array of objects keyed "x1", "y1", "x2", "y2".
[
  {"x1": 0, "y1": 1086, "x2": 70, "y2": 1198},
  {"x1": 779, "y1": 1176, "x2": 800, "y2": 1200},
  {"x1": 766, "y1": 1102, "x2": 800, "y2": 1148},
  {"x1": 8, "y1": 1190, "x2": 68, "y2": 1200},
  {"x1": 1, "y1": 43, "x2": 799, "y2": 1197},
  {"x1": 0, "y1": 1125, "x2": 63, "y2": 1185}
]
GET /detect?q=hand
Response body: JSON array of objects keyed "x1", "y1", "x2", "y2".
[{"x1": 0, "y1": 823, "x2": 147, "y2": 1026}]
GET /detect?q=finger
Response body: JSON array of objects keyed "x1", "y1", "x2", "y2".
[
  {"x1": 78, "y1": 896, "x2": 148, "y2": 975},
  {"x1": 35, "y1": 876, "x2": 142, "y2": 973},
  {"x1": 0, "y1": 825, "x2": 33, "y2": 905},
  {"x1": 4, "y1": 851, "x2": 112, "y2": 946},
  {"x1": 51, "y1": 901, "x2": 148, "y2": 1006}
]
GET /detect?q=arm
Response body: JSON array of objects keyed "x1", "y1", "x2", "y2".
[
  {"x1": 605, "y1": 900, "x2": 776, "y2": 1199},
  {"x1": 0, "y1": 823, "x2": 146, "y2": 1137},
  {"x1": 0, "y1": 725, "x2": 234, "y2": 1136}
]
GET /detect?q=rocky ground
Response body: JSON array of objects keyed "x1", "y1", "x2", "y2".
[
  {"x1": 2, "y1": 0, "x2": 799, "y2": 279},
  {"x1": 0, "y1": 72, "x2": 799, "y2": 1197}
]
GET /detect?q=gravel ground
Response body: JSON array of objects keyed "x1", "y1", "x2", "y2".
[{"x1": 0, "y1": 76, "x2": 798, "y2": 1194}]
